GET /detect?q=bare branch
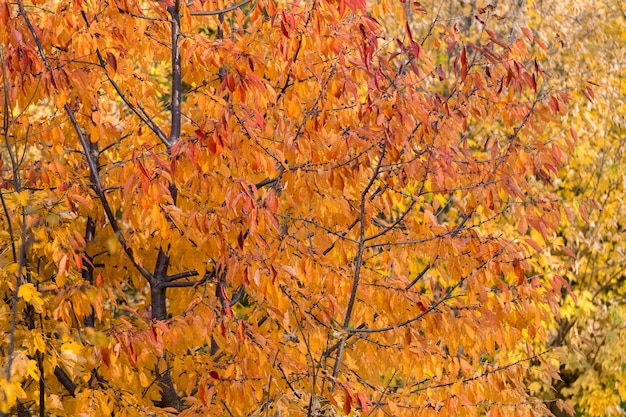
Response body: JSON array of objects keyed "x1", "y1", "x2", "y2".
[
  {"x1": 54, "y1": 366, "x2": 76, "y2": 397},
  {"x1": 404, "y1": 261, "x2": 434, "y2": 291},
  {"x1": 190, "y1": 0, "x2": 253, "y2": 16},
  {"x1": 168, "y1": 3, "x2": 182, "y2": 147},
  {"x1": 96, "y1": 51, "x2": 170, "y2": 147},
  {"x1": 332, "y1": 141, "x2": 386, "y2": 378},
  {"x1": 165, "y1": 270, "x2": 200, "y2": 282}
]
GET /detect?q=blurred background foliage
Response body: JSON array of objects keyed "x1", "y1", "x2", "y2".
[{"x1": 378, "y1": 0, "x2": 626, "y2": 415}]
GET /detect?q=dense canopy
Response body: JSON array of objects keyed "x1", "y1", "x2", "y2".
[{"x1": 2, "y1": 0, "x2": 619, "y2": 416}]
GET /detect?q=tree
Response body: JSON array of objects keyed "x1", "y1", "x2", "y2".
[{"x1": 0, "y1": 0, "x2": 571, "y2": 415}]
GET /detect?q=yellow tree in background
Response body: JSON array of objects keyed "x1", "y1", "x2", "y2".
[
  {"x1": 522, "y1": 1, "x2": 626, "y2": 416},
  {"x1": 398, "y1": 1, "x2": 626, "y2": 415},
  {"x1": 1, "y1": 0, "x2": 572, "y2": 415}
]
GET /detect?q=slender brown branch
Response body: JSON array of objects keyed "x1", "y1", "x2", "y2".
[
  {"x1": 365, "y1": 207, "x2": 503, "y2": 249},
  {"x1": 189, "y1": 0, "x2": 253, "y2": 16},
  {"x1": 165, "y1": 270, "x2": 200, "y2": 282},
  {"x1": 66, "y1": 106, "x2": 155, "y2": 283},
  {"x1": 53, "y1": 366, "x2": 76, "y2": 397},
  {"x1": 5, "y1": 211, "x2": 30, "y2": 381},
  {"x1": 347, "y1": 247, "x2": 509, "y2": 334},
  {"x1": 364, "y1": 200, "x2": 416, "y2": 242},
  {"x1": 96, "y1": 51, "x2": 170, "y2": 147},
  {"x1": 0, "y1": 48, "x2": 18, "y2": 263},
  {"x1": 293, "y1": 55, "x2": 340, "y2": 145},
  {"x1": 0, "y1": 34, "x2": 33, "y2": 388},
  {"x1": 82, "y1": 140, "x2": 98, "y2": 327},
  {"x1": 322, "y1": 218, "x2": 360, "y2": 256},
  {"x1": 37, "y1": 352, "x2": 44, "y2": 417},
  {"x1": 168, "y1": 2, "x2": 182, "y2": 147},
  {"x1": 332, "y1": 141, "x2": 386, "y2": 379},
  {"x1": 410, "y1": 349, "x2": 551, "y2": 394},
  {"x1": 82, "y1": 215, "x2": 97, "y2": 328},
  {"x1": 404, "y1": 261, "x2": 434, "y2": 291},
  {"x1": 342, "y1": 142, "x2": 386, "y2": 327},
  {"x1": 162, "y1": 280, "x2": 202, "y2": 288}
]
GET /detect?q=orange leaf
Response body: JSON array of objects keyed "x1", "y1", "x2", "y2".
[
  {"x1": 579, "y1": 201, "x2": 589, "y2": 222},
  {"x1": 71, "y1": 193, "x2": 92, "y2": 210},
  {"x1": 58, "y1": 254, "x2": 69, "y2": 276},
  {"x1": 560, "y1": 245, "x2": 576, "y2": 258},
  {"x1": 521, "y1": 27, "x2": 533, "y2": 42}
]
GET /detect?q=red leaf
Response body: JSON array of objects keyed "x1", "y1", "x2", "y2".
[
  {"x1": 413, "y1": 2, "x2": 427, "y2": 13},
  {"x1": 133, "y1": 150, "x2": 150, "y2": 178},
  {"x1": 1, "y1": 1, "x2": 10, "y2": 25},
  {"x1": 460, "y1": 47, "x2": 468, "y2": 82},
  {"x1": 585, "y1": 85, "x2": 595, "y2": 101},
  {"x1": 59, "y1": 254, "x2": 69, "y2": 276},
  {"x1": 74, "y1": 253, "x2": 83, "y2": 270},
  {"x1": 582, "y1": 86, "x2": 595, "y2": 103},
  {"x1": 150, "y1": 324, "x2": 158, "y2": 344},
  {"x1": 405, "y1": 22, "x2": 414, "y2": 42},
  {"x1": 209, "y1": 370, "x2": 219, "y2": 379},
  {"x1": 236, "y1": 320, "x2": 245, "y2": 342},
  {"x1": 195, "y1": 128, "x2": 206, "y2": 141},
  {"x1": 338, "y1": 0, "x2": 346, "y2": 16},
  {"x1": 280, "y1": 20, "x2": 289, "y2": 38},
  {"x1": 198, "y1": 383, "x2": 207, "y2": 406},
  {"x1": 551, "y1": 274, "x2": 568, "y2": 295},
  {"x1": 101, "y1": 347, "x2": 111, "y2": 366},
  {"x1": 219, "y1": 284, "x2": 234, "y2": 318},
  {"x1": 343, "y1": 388, "x2": 352, "y2": 414},
  {"x1": 238, "y1": 232, "x2": 245, "y2": 250},
  {"x1": 513, "y1": 260, "x2": 525, "y2": 285},
  {"x1": 356, "y1": 391, "x2": 372, "y2": 413},
  {"x1": 106, "y1": 52, "x2": 117, "y2": 74}
]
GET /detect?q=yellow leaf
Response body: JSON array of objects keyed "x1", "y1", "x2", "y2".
[
  {"x1": 33, "y1": 333, "x2": 46, "y2": 353},
  {"x1": 106, "y1": 236, "x2": 121, "y2": 254},
  {"x1": 16, "y1": 191, "x2": 29, "y2": 207},
  {"x1": 139, "y1": 371, "x2": 150, "y2": 387},
  {"x1": 18, "y1": 283, "x2": 43, "y2": 308},
  {"x1": 27, "y1": 359, "x2": 40, "y2": 380},
  {"x1": 49, "y1": 394, "x2": 64, "y2": 410},
  {"x1": 8, "y1": 351, "x2": 30, "y2": 378},
  {"x1": 0, "y1": 379, "x2": 27, "y2": 409}
]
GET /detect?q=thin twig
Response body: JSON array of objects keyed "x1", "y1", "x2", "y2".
[
  {"x1": 95, "y1": 50, "x2": 170, "y2": 147},
  {"x1": 190, "y1": 0, "x2": 253, "y2": 16},
  {"x1": 332, "y1": 141, "x2": 386, "y2": 379}
]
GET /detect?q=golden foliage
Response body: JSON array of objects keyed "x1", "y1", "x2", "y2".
[{"x1": 0, "y1": 0, "x2": 574, "y2": 415}]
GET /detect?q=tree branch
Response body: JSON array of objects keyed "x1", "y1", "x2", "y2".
[
  {"x1": 96, "y1": 51, "x2": 170, "y2": 147},
  {"x1": 332, "y1": 141, "x2": 386, "y2": 379},
  {"x1": 168, "y1": 2, "x2": 182, "y2": 147},
  {"x1": 189, "y1": 0, "x2": 253, "y2": 16},
  {"x1": 54, "y1": 366, "x2": 76, "y2": 397}
]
